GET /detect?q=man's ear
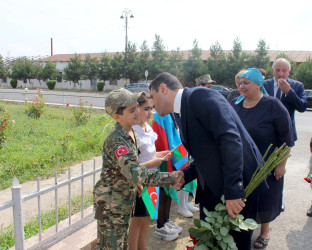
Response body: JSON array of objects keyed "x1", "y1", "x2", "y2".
[
  {"x1": 159, "y1": 83, "x2": 168, "y2": 95},
  {"x1": 113, "y1": 113, "x2": 121, "y2": 123}
]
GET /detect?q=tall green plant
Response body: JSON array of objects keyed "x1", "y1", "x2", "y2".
[{"x1": 294, "y1": 57, "x2": 312, "y2": 89}]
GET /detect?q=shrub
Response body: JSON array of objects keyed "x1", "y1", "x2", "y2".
[
  {"x1": 0, "y1": 105, "x2": 12, "y2": 149},
  {"x1": 25, "y1": 88, "x2": 46, "y2": 118},
  {"x1": 70, "y1": 99, "x2": 92, "y2": 125},
  {"x1": 10, "y1": 79, "x2": 17, "y2": 88},
  {"x1": 46, "y1": 80, "x2": 56, "y2": 90},
  {"x1": 97, "y1": 81, "x2": 105, "y2": 91}
]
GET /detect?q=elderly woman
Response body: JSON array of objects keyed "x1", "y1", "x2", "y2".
[{"x1": 231, "y1": 68, "x2": 294, "y2": 249}]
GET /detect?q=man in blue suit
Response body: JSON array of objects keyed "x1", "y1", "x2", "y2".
[
  {"x1": 149, "y1": 72, "x2": 267, "y2": 250},
  {"x1": 263, "y1": 58, "x2": 307, "y2": 141}
]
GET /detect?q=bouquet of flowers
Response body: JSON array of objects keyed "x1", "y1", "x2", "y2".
[{"x1": 187, "y1": 144, "x2": 291, "y2": 250}]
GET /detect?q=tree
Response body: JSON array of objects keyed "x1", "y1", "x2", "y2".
[
  {"x1": 148, "y1": 34, "x2": 168, "y2": 79},
  {"x1": 183, "y1": 39, "x2": 206, "y2": 86},
  {"x1": 206, "y1": 41, "x2": 228, "y2": 84},
  {"x1": 126, "y1": 42, "x2": 141, "y2": 83},
  {"x1": 0, "y1": 55, "x2": 8, "y2": 80},
  {"x1": 294, "y1": 57, "x2": 312, "y2": 89},
  {"x1": 247, "y1": 39, "x2": 271, "y2": 77},
  {"x1": 110, "y1": 53, "x2": 124, "y2": 84},
  {"x1": 10, "y1": 57, "x2": 38, "y2": 85},
  {"x1": 63, "y1": 54, "x2": 84, "y2": 88},
  {"x1": 167, "y1": 48, "x2": 184, "y2": 81},
  {"x1": 98, "y1": 53, "x2": 112, "y2": 83},
  {"x1": 40, "y1": 60, "x2": 58, "y2": 81},
  {"x1": 83, "y1": 54, "x2": 99, "y2": 90}
]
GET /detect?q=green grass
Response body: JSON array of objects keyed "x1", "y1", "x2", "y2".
[
  {"x1": 0, "y1": 101, "x2": 115, "y2": 190},
  {"x1": 0, "y1": 191, "x2": 93, "y2": 250}
]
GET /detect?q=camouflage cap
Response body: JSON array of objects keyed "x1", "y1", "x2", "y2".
[
  {"x1": 195, "y1": 74, "x2": 216, "y2": 85},
  {"x1": 105, "y1": 88, "x2": 142, "y2": 117}
]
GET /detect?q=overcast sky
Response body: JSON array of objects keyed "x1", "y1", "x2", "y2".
[{"x1": 1, "y1": 0, "x2": 312, "y2": 58}]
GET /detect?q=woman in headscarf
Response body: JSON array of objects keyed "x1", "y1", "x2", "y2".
[{"x1": 230, "y1": 68, "x2": 294, "y2": 249}]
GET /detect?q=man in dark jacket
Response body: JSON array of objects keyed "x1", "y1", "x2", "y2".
[
  {"x1": 149, "y1": 72, "x2": 267, "y2": 250},
  {"x1": 263, "y1": 58, "x2": 307, "y2": 141}
]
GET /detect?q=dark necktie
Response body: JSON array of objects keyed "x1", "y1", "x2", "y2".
[{"x1": 276, "y1": 87, "x2": 281, "y2": 100}]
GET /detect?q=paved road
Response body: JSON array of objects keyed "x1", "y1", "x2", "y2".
[{"x1": 0, "y1": 88, "x2": 109, "y2": 108}]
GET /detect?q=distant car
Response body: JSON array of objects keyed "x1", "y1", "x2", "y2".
[
  {"x1": 124, "y1": 83, "x2": 150, "y2": 94},
  {"x1": 211, "y1": 85, "x2": 232, "y2": 98},
  {"x1": 305, "y1": 89, "x2": 312, "y2": 109}
]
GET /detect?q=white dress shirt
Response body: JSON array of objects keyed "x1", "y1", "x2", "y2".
[
  {"x1": 132, "y1": 123, "x2": 158, "y2": 169},
  {"x1": 173, "y1": 89, "x2": 184, "y2": 115}
]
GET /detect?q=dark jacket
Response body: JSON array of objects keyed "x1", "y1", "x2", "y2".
[
  {"x1": 180, "y1": 87, "x2": 267, "y2": 201},
  {"x1": 263, "y1": 77, "x2": 306, "y2": 141}
]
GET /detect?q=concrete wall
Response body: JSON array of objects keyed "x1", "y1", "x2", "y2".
[{"x1": 0, "y1": 78, "x2": 128, "y2": 91}]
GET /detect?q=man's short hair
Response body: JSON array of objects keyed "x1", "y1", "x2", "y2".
[
  {"x1": 149, "y1": 72, "x2": 183, "y2": 92},
  {"x1": 272, "y1": 58, "x2": 291, "y2": 71}
]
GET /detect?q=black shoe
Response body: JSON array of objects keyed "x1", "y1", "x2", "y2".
[
  {"x1": 307, "y1": 207, "x2": 312, "y2": 217},
  {"x1": 281, "y1": 203, "x2": 285, "y2": 212}
]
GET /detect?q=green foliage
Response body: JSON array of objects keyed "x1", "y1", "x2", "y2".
[
  {"x1": 83, "y1": 54, "x2": 99, "y2": 90},
  {"x1": 188, "y1": 197, "x2": 258, "y2": 250},
  {"x1": 139, "y1": 41, "x2": 150, "y2": 73},
  {"x1": 63, "y1": 54, "x2": 84, "y2": 86},
  {"x1": 183, "y1": 40, "x2": 207, "y2": 86},
  {"x1": 0, "y1": 101, "x2": 111, "y2": 190},
  {"x1": 70, "y1": 99, "x2": 92, "y2": 125},
  {"x1": 46, "y1": 80, "x2": 56, "y2": 90},
  {"x1": 25, "y1": 88, "x2": 46, "y2": 118},
  {"x1": 167, "y1": 48, "x2": 184, "y2": 81},
  {"x1": 41, "y1": 60, "x2": 59, "y2": 80},
  {"x1": 97, "y1": 81, "x2": 105, "y2": 91},
  {"x1": 110, "y1": 53, "x2": 124, "y2": 83},
  {"x1": 10, "y1": 79, "x2": 17, "y2": 88},
  {"x1": 10, "y1": 57, "x2": 39, "y2": 84},
  {"x1": 126, "y1": 42, "x2": 141, "y2": 83},
  {"x1": 148, "y1": 34, "x2": 168, "y2": 79},
  {"x1": 294, "y1": 57, "x2": 312, "y2": 89},
  {"x1": 0, "y1": 55, "x2": 8, "y2": 80},
  {"x1": 98, "y1": 53, "x2": 112, "y2": 82}
]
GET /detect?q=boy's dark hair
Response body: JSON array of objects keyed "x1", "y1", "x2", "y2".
[
  {"x1": 137, "y1": 92, "x2": 151, "y2": 106},
  {"x1": 310, "y1": 137, "x2": 312, "y2": 149},
  {"x1": 115, "y1": 106, "x2": 126, "y2": 115},
  {"x1": 149, "y1": 72, "x2": 183, "y2": 92}
]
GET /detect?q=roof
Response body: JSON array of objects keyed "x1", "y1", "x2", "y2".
[{"x1": 40, "y1": 50, "x2": 312, "y2": 63}]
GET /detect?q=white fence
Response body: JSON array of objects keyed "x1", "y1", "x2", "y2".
[{"x1": 0, "y1": 160, "x2": 101, "y2": 250}]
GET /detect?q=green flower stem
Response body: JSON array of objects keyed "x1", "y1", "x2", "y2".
[{"x1": 244, "y1": 144, "x2": 291, "y2": 199}]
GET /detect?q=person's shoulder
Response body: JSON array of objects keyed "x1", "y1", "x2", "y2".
[
  {"x1": 288, "y1": 78, "x2": 304, "y2": 87},
  {"x1": 264, "y1": 78, "x2": 274, "y2": 85}
]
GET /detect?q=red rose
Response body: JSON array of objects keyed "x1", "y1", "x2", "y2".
[
  {"x1": 186, "y1": 247, "x2": 194, "y2": 250},
  {"x1": 193, "y1": 240, "x2": 199, "y2": 245},
  {"x1": 190, "y1": 234, "x2": 195, "y2": 240},
  {"x1": 304, "y1": 177, "x2": 311, "y2": 183},
  {"x1": 66, "y1": 104, "x2": 69, "y2": 107}
]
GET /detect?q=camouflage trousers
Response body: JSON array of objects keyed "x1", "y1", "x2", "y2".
[{"x1": 96, "y1": 214, "x2": 131, "y2": 250}]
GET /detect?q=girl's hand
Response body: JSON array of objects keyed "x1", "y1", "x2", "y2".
[
  {"x1": 162, "y1": 150, "x2": 173, "y2": 161},
  {"x1": 157, "y1": 150, "x2": 173, "y2": 161}
]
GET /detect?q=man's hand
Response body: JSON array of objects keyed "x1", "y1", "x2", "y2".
[
  {"x1": 225, "y1": 199, "x2": 245, "y2": 219},
  {"x1": 274, "y1": 164, "x2": 286, "y2": 180},
  {"x1": 278, "y1": 78, "x2": 291, "y2": 95},
  {"x1": 172, "y1": 171, "x2": 185, "y2": 190}
]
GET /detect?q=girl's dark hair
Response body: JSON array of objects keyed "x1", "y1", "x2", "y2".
[
  {"x1": 137, "y1": 91, "x2": 151, "y2": 106},
  {"x1": 310, "y1": 137, "x2": 312, "y2": 148}
]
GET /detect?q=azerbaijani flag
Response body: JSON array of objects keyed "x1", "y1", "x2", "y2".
[
  {"x1": 142, "y1": 186, "x2": 160, "y2": 219},
  {"x1": 172, "y1": 144, "x2": 188, "y2": 170}
]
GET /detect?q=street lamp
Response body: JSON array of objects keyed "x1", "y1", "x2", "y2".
[{"x1": 120, "y1": 9, "x2": 134, "y2": 81}]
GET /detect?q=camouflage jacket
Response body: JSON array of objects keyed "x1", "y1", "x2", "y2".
[{"x1": 94, "y1": 122, "x2": 175, "y2": 219}]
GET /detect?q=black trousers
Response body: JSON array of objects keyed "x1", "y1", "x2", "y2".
[{"x1": 157, "y1": 188, "x2": 172, "y2": 228}]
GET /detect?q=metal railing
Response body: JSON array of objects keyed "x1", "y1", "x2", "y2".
[
  {"x1": 0, "y1": 160, "x2": 101, "y2": 250},
  {"x1": 0, "y1": 90, "x2": 107, "y2": 109}
]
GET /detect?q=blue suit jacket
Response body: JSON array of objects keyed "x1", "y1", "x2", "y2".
[
  {"x1": 180, "y1": 87, "x2": 267, "y2": 201},
  {"x1": 263, "y1": 77, "x2": 306, "y2": 141}
]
